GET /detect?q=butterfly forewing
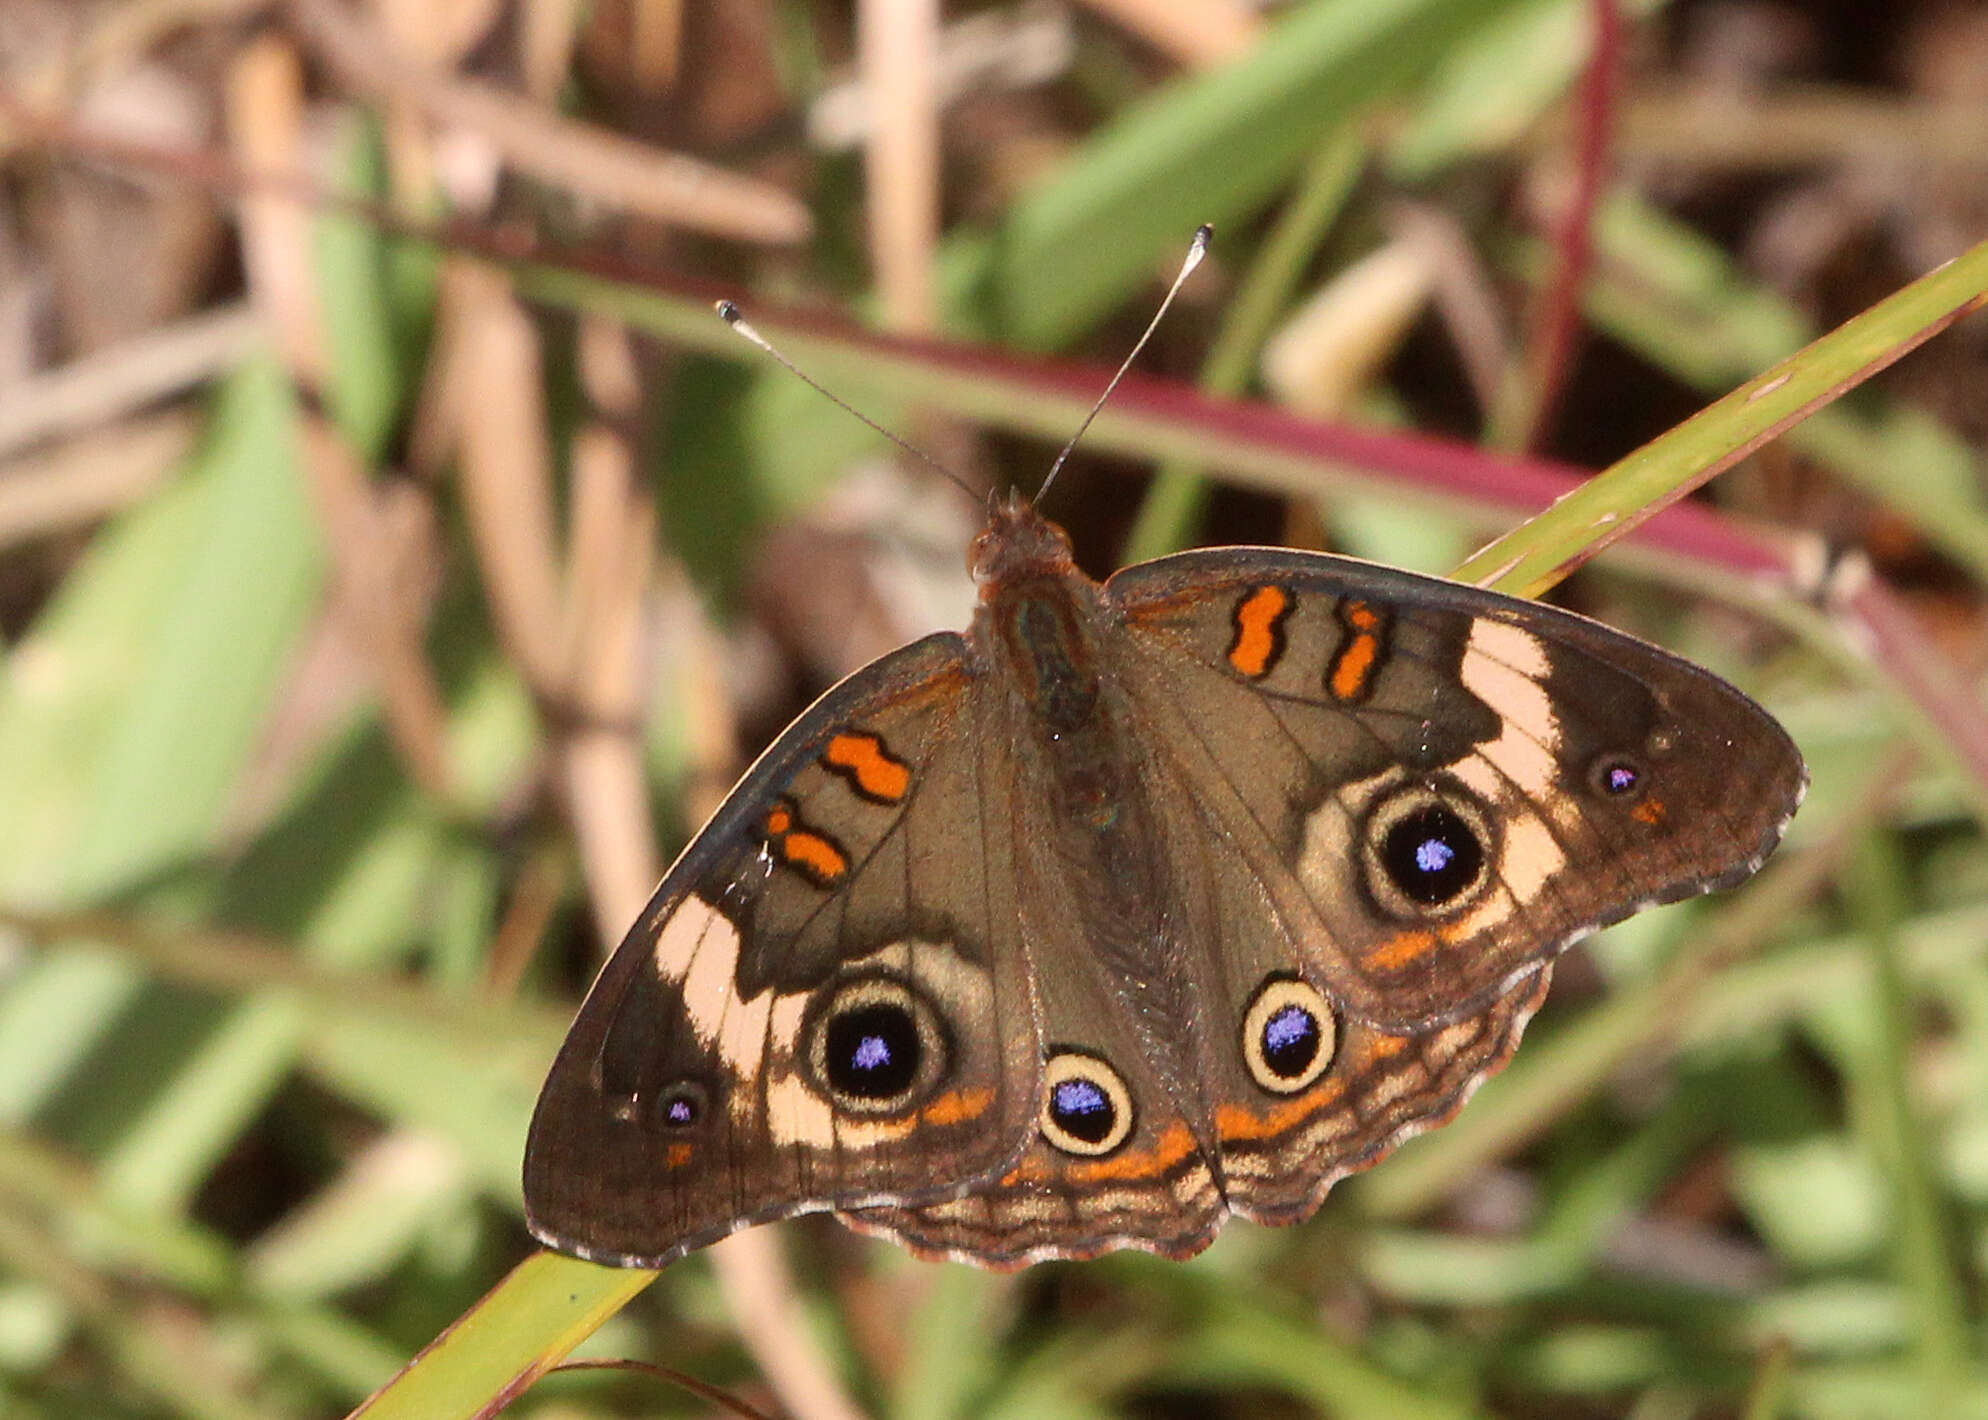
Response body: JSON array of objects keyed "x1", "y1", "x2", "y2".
[
  {"x1": 1106, "y1": 548, "x2": 1805, "y2": 1030},
  {"x1": 524, "y1": 633, "x2": 1045, "y2": 1267}
]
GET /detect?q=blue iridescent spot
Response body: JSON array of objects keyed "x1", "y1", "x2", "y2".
[
  {"x1": 1260, "y1": 1000, "x2": 1323, "y2": 1078},
  {"x1": 1264, "y1": 1004, "x2": 1315, "y2": 1055},
  {"x1": 1053, "y1": 1078, "x2": 1108, "y2": 1119},
  {"x1": 1380, "y1": 802, "x2": 1484, "y2": 906},
  {"x1": 1606, "y1": 763, "x2": 1639, "y2": 794},
  {"x1": 657, "y1": 1086, "x2": 703, "y2": 1128},
  {"x1": 823, "y1": 1000, "x2": 922, "y2": 1100},
  {"x1": 852, "y1": 1034, "x2": 893, "y2": 1072},
  {"x1": 1415, "y1": 837, "x2": 1455, "y2": 875}
]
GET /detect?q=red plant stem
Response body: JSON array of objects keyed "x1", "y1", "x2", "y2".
[
  {"x1": 17, "y1": 89, "x2": 1988, "y2": 811},
  {"x1": 1519, "y1": 0, "x2": 1625, "y2": 452},
  {"x1": 1843, "y1": 576, "x2": 1988, "y2": 806}
]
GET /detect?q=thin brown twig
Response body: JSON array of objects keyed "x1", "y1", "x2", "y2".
[
  {"x1": 288, "y1": 0, "x2": 811, "y2": 244},
  {"x1": 0, "y1": 907, "x2": 565, "y2": 1067},
  {"x1": 548, "y1": 1358, "x2": 782, "y2": 1420},
  {"x1": 1604, "y1": 82, "x2": 1988, "y2": 173},
  {"x1": 0, "y1": 302, "x2": 260, "y2": 458},
  {"x1": 0, "y1": 411, "x2": 195, "y2": 547}
]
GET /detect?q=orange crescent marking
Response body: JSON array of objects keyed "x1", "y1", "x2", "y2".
[
  {"x1": 1067, "y1": 1120, "x2": 1199, "y2": 1183},
  {"x1": 921, "y1": 1087, "x2": 996, "y2": 1127},
  {"x1": 1363, "y1": 928, "x2": 1439, "y2": 971},
  {"x1": 1227, "y1": 585, "x2": 1289, "y2": 678},
  {"x1": 782, "y1": 829, "x2": 848, "y2": 883},
  {"x1": 1631, "y1": 798, "x2": 1667, "y2": 826},
  {"x1": 1215, "y1": 1079, "x2": 1349, "y2": 1142},
  {"x1": 825, "y1": 732, "x2": 912, "y2": 802}
]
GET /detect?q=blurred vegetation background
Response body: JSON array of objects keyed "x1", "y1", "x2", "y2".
[{"x1": 3, "y1": 0, "x2": 1988, "y2": 1416}]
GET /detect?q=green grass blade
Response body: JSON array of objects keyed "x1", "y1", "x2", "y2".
[
  {"x1": 1452, "y1": 233, "x2": 1988, "y2": 596},
  {"x1": 348, "y1": 1252, "x2": 654, "y2": 1420}
]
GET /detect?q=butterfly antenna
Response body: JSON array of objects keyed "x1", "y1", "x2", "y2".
[
  {"x1": 1033, "y1": 223, "x2": 1211, "y2": 508},
  {"x1": 716, "y1": 302, "x2": 979, "y2": 503}
]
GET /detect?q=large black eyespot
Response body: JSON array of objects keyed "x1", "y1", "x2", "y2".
[
  {"x1": 1040, "y1": 1051, "x2": 1134, "y2": 1157},
  {"x1": 1241, "y1": 976, "x2": 1337, "y2": 1094},
  {"x1": 1363, "y1": 783, "x2": 1494, "y2": 918},
  {"x1": 804, "y1": 975, "x2": 949, "y2": 1115}
]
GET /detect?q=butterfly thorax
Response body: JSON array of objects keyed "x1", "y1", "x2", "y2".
[{"x1": 970, "y1": 498, "x2": 1219, "y2": 1138}]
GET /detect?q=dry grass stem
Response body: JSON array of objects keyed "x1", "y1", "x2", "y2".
[
  {"x1": 519, "y1": 0, "x2": 587, "y2": 103},
  {"x1": 0, "y1": 411, "x2": 196, "y2": 548},
  {"x1": 808, "y1": 4, "x2": 1071, "y2": 150},
  {"x1": 228, "y1": 33, "x2": 454, "y2": 800},
  {"x1": 448, "y1": 264, "x2": 567, "y2": 694},
  {"x1": 292, "y1": 0, "x2": 812, "y2": 244},
  {"x1": 711, "y1": 1229, "x2": 872, "y2": 1420},
  {"x1": 1074, "y1": 0, "x2": 1262, "y2": 67},
  {"x1": 861, "y1": 0, "x2": 943, "y2": 334},
  {"x1": 0, "y1": 302, "x2": 260, "y2": 458}
]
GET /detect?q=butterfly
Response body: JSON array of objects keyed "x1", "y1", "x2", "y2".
[{"x1": 523, "y1": 473, "x2": 1805, "y2": 1270}]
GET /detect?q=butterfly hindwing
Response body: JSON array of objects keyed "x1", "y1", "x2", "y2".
[
  {"x1": 840, "y1": 744, "x2": 1556, "y2": 1267},
  {"x1": 524, "y1": 633, "x2": 1044, "y2": 1267}
]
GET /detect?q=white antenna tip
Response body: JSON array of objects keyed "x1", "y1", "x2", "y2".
[
  {"x1": 1186, "y1": 224, "x2": 1212, "y2": 270},
  {"x1": 717, "y1": 301, "x2": 772, "y2": 353}
]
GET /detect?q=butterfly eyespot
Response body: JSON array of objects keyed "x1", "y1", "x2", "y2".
[
  {"x1": 1592, "y1": 756, "x2": 1644, "y2": 797},
  {"x1": 1241, "y1": 976, "x2": 1337, "y2": 1094},
  {"x1": 1040, "y1": 1051, "x2": 1134, "y2": 1157},
  {"x1": 1363, "y1": 784, "x2": 1494, "y2": 918},
  {"x1": 656, "y1": 1082, "x2": 708, "y2": 1129},
  {"x1": 804, "y1": 975, "x2": 950, "y2": 1115}
]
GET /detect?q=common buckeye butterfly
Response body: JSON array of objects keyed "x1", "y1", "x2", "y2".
[{"x1": 524, "y1": 249, "x2": 1803, "y2": 1270}]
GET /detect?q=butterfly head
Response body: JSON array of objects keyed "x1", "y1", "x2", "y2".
[{"x1": 970, "y1": 490, "x2": 1077, "y2": 592}]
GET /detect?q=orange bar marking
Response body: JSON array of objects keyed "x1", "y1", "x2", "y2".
[
  {"x1": 1069, "y1": 1119, "x2": 1199, "y2": 1183},
  {"x1": 1329, "y1": 601, "x2": 1388, "y2": 700},
  {"x1": 782, "y1": 829, "x2": 848, "y2": 883},
  {"x1": 764, "y1": 805, "x2": 793, "y2": 835},
  {"x1": 665, "y1": 1143, "x2": 694, "y2": 1168},
  {"x1": 1365, "y1": 1034, "x2": 1411, "y2": 1060},
  {"x1": 1631, "y1": 798, "x2": 1667, "y2": 826},
  {"x1": 1330, "y1": 635, "x2": 1379, "y2": 700},
  {"x1": 1216, "y1": 1080, "x2": 1348, "y2": 1142},
  {"x1": 1226, "y1": 585, "x2": 1290, "y2": 678},
  {"x1": 921, "y1": 1087, "x2": 995, "y2": 1127},
  {"x1": 825, "y1": 731, "x2": 911, "y2": 802},
  {"x1": 1363, "y1": 928, "x2": 1439, "y2": 971}
]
